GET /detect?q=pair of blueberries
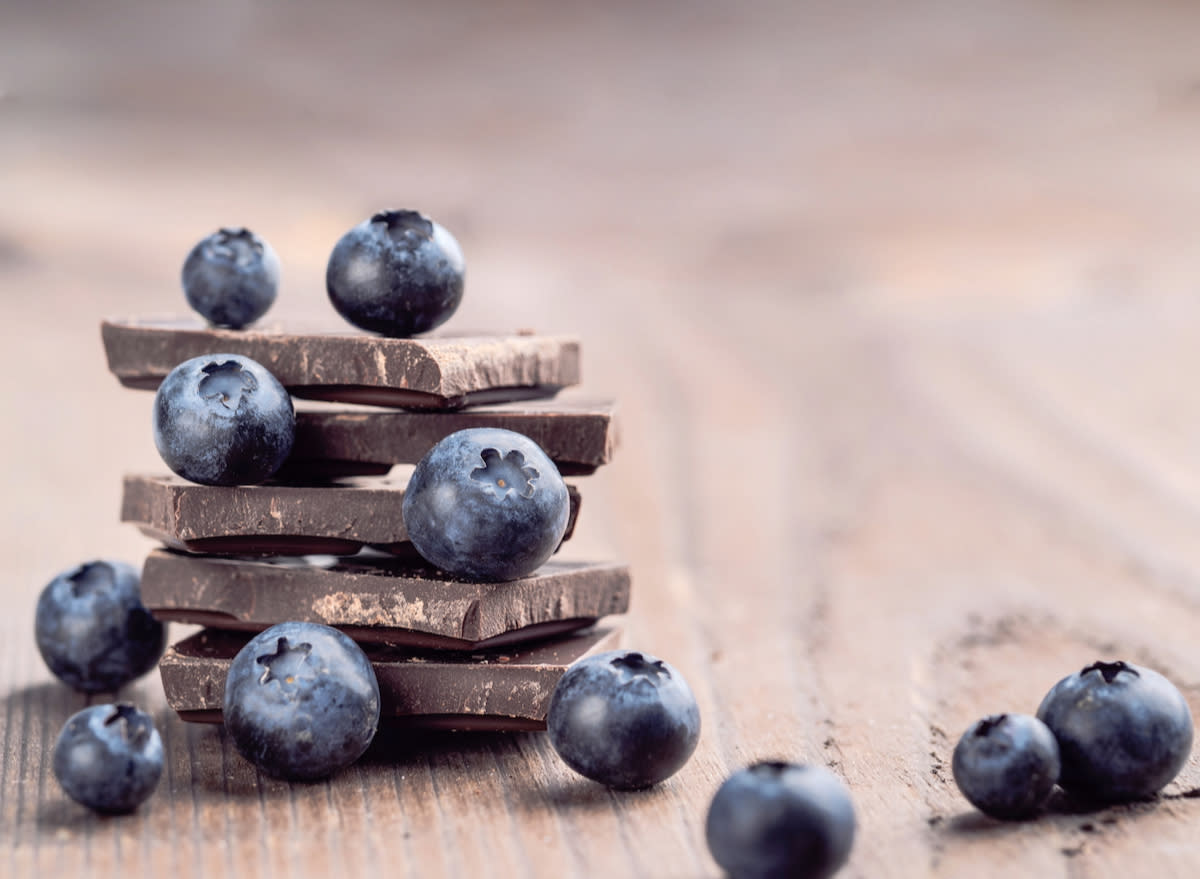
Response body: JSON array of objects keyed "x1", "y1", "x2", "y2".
[
  {"x1": 36, "y1": 561, "x2": 165, "y2": 812},
  {"x1": 45, "y1": 622, "x2": 378, "y2": 801},
  {"x1": 153, "y1": 355, "x2": 571, "y2": 583},
  {"x1": 548, "y1": 652, "x2": 857, "y2": 879},
  {"x1": 183, "y1": 210, "x2": 463, "y2": 338},
  {"x1": 953, "y1": 660, "x2": 1194, "y2": 819}
]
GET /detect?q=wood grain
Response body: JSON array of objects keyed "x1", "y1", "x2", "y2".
[{"x1": 8, "y1": 0, "x2": 1200, "y2": 876}]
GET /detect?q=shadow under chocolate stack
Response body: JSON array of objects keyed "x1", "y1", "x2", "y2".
[{"x1": 103, "y1": 318, "x2": 629, "y2": 730}]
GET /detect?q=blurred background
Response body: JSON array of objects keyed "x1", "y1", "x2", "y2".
[
  {"x1": 7, "y1": 0, "x2": 1200, "y2": 569},
  {"x1": 7, "y1": 1, "x2": 1200, "y2": 872}
]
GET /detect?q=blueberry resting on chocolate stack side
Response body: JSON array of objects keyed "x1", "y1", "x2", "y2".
[
  {"x1": 153, "y1": 353, "x2": 295, "y2": 486},
  {"x1": 403, "y1": 428, "x2": 570, "y2": 582},
  {"x1": 223, "y1": 622, "x2": 380, "y2": 781},
  {"x1": 547, "y1": 650, "x2": 700, "y2": 789}
]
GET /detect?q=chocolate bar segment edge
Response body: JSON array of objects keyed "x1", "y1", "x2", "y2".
[
  {"x1": 140, "y1": 549, "x2": 631, "y2": 648},
  {"x1": 102, "y1": 318, "x2": 580, "y2": 409},
  {"x1": 160, "y1": 624, "x2": 624, "y2": 730}
]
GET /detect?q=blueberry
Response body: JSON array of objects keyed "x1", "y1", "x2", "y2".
[
  {"x1": 325, "y1": 209, "x2": 464, "y2": 337},
  {"x1": 35, "y1": 560, "x2": 165, "y2": 692},
  {"x1": 547, "y1": 649, "x2": 700, "y2": 790},
  {"x1": 951, "y1": 713, "x2": 1060, "y2": 820},
  {"x1": 402, "y1": 428, "x2": 569, "y2": 581},
  {"x1": 223, "y1": 621, "x2": 380, "y2": 781},
  {"x1": 153, "y1": 353, "x2": 295, "y2": 486},
  {"x1": 53, "y1": 703, "x2": 163, "y2": 812},
  {"x1": 1037, "y1": 660, "x2": 1193, "y2": 802},
  {"x1": 705, "y1": 762, "x2": 856, "y2": 879},
  {"x1": 181, "y1": 227, "x2": 279, "y2": 329}
]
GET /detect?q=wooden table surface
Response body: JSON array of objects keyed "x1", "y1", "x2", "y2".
[{"x1": 6, "y1": 1, "x2": 1200, "y2": 876}]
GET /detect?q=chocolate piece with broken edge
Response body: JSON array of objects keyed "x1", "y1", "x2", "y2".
[
  {"x1": 160, "y1": 625, "x2": 623, "y2": 730},
  {"x1": 101, "y1": 317, "x2": 580, "y2": 409},
  {"x1": 121, "y1": 473, "x2": 580, "y2": 556},
  {"x1": 284, "y1": 397, "x2": 618, "y2": 479},
  {"x1": 140, "y1": 549, "x2": 630, "y2": 649}
]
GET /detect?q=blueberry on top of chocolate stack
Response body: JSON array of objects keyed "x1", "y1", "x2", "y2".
[
  {"x1": 182, "y1": 227, "x2": 279, "y2": 329},
  {"x1": 325, "y1": 209, "x2": 465, "y2": 338}
]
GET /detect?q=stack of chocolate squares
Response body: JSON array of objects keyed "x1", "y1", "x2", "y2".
[{"x1": 102, "y1": 318, "x2": 630, "y2": 732}]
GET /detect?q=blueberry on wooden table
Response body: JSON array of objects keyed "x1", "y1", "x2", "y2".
[
  {"x1": 325, "y1": 209, "x2": 464, "y2": 337},
  {"x1": 153, "y1": 353, "x2": 295, "y2": 486},
  {"x1": 53, "y1": 703, "x2": 163, "y2": 813},
  {"x1": 35, "y1": 560, "x2": 165, "y2": 692},
  {"x1": 951, "y1": 713, "x2": 1060, "y2": 820},
  {"x1": 1036, "y1": 660, "x2": 1193, "y2": 802},
  {"x1": 182, "y1": 227, "x2": 279, "y2": 329},
  {"x1": 547, "y1": 649, "x2": 700, "y2": 790},
  {"x1": 223, "y1": 621, "x2": 380, "y2": 781},
  {"x1": 403, "y1": 428, "x2": 569, "y2": 582},
  {"x1": 705, "y1": 761, "x2": 855, "y2": 879}
]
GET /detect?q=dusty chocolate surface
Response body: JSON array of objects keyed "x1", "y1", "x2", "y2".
[
  {"x1": 141, "y1": 549, "x2": 630, "y2": 648},
  {"x1": 121, "y1": 473, "x2": 581, "y2": 556},
  {"x1": 102, "y1": 318, "x2": 580, "y2": 408},
  {"x1": 160, "y1": 624, "x2": 623, "y2": 729},
  {"x1": 286, "y1": 397, "x2": 618, "y2": 478}
]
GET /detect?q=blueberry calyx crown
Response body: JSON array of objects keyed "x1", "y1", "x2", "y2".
[
  {"x1": 67, "y1": 561, "x2": 112, "y2": 598},
  {"x1": 610, "y1": 652, "x2": 670, "y2": 681},
  {"x1": 748, "y1": 760, "x2": 792, "y2": 779},
  {"x1": 256, "y1": 637, "x2": 315, "y2": 686},
  {"x1": 199, "y1": 360, "x2": 259, "y2": 411},
  {"x1": 371, "y1": 210, "x2": 434, "y2": 246},
  {"x1": 1081, "y1": 660, "x2": 1139, "y2": 684},
  {"x1": 209, "y1": 228, "x2": 264, "y2": 266},
  {"x1": 972, "y1": 714, "x2": 1009, "y2": 737},
  {"x1": 470, "y1": 448, "x2": 538, "y2": 499},
  {"x1": 104, "y1": 703, "x2": 152, "y2": 747}
]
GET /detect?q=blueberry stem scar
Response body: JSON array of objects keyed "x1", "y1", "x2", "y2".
[
  {"x1": 67, "y1": 561, "x2": 111, "y2": 598},
  {"x1": 610, "y1": 652, "x2": 670, "y2": 680},
  {"x1": 373, "y1": 209, "x2": 434, "y2": 243},
  {"x1": 256, "y1": 637, "x2": 314, "y2": 684},
  {"x1": 470, "y1": 448, "x2": 539, "y2": 499},
  {"x1": 974, "y1": 714, "x2": 1008, "y2": 737},
  {"x1": 1082, "y1": 661, "x2": 1139, "y2": 684},
  {"x1": 199, "y1": 360, "x2": 258, "y2": 410},
  {"x1": 105, "y1": 704, "x2": 150, "y2": 746}
]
